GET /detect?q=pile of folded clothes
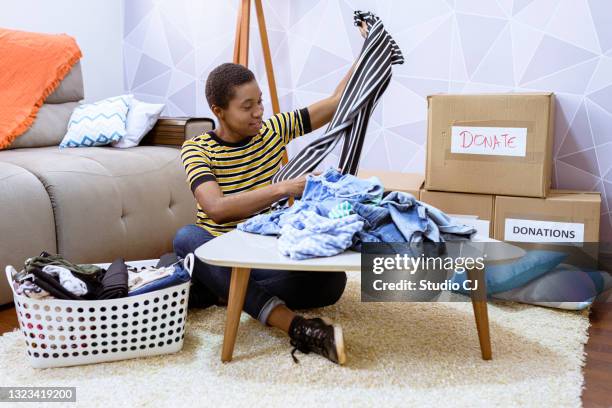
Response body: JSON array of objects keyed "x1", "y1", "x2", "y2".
[
  {"x1": 10, "y1": 252, "x2": 190, "y2": 301},
  {"x1": 238, "y1": 167, "x2": 476, "y2": 260}
]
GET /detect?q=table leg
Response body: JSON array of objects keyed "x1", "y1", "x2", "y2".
[
  {"x1": 221, "y1": 267, "x2": 251, "y2": 362},
  {"x1": 467, "y1": 267, "x2": 492, "y2": 360}
]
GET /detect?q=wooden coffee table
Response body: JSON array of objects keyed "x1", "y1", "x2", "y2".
[{"x1": 195, "y1": 230, "x2": 515, "y2": 362}]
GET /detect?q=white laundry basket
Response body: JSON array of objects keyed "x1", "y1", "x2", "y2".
[{"x1": 4, "y1": 254, "x2": 194, "y2": 369}]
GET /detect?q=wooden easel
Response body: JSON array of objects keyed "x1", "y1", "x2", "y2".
[
  {"x1": 233, "y1": 0, "x2": 287, "y2": 165},
  {"x1": 220, "y1": 1, "x2": 293, "y2": 364}
]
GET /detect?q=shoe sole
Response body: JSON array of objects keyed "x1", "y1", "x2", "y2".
[{"x1": 320, "y1": 317, "x2": 346, "y2": 365}]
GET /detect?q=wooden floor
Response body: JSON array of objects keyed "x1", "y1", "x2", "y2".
[
  {"x1": 0, "y1": 304, "x2": 17, "y2": 334},
  {"x1": 583, "y1": 301, "x2": 612, "y2": 408},
  {"x1": 0, "y1": 300, "x2": 610, "y2": 406}
]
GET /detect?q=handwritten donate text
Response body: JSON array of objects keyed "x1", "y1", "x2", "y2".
[
  {"x1": 450, "y1": 126, "x2": 527, "y2": 157},
  {"x1": 459, "y1": 131, "x2": 516, "y2": 150}
]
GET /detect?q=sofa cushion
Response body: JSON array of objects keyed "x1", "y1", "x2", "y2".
[
  {"x1": 45, "y1": 61, "x2": 84, "y2": 104},
  {"x1": 0, "y1": 146, "x2": 196, "y2": 265},
  {"x1": 8, "y1": 102, "x2": 78, "y2": 149},
  {"x1": 0, "y1": 162, "x2": 57, "y2": 305},
  {"x1": 8, "y1": 63, "x2": 83, "y2": 150}
]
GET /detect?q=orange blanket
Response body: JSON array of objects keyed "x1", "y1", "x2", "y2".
[{"x1": 0, "y1": 28, "x2": 82, "y2": 149}]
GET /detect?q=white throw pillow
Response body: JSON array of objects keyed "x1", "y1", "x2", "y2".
[
  {"x1": 60, "y1": 95, "x2": 132, "y2": 148},
  {"x1": 112, "y1": 98, "x2": 165, "y2": 148}
]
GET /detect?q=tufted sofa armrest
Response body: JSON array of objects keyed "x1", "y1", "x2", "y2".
[{"x1": 140, "y1": 117, "x2": 215, "y2": 147}]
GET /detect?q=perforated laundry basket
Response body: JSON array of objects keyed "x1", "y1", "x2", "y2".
[{"x1": 4, "y1": 254, "x2": 194, "y2": 369}]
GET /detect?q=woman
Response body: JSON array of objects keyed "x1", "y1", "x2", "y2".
[{"x1": 174, "y1": 23, "x2": 368, "y2": 365}]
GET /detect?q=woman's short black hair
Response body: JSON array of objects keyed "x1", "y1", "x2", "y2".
[{"x1": 205, "y1": 63, "x2": 255, "y2": 109}]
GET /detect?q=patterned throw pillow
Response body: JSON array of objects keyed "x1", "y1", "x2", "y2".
[{"x1": 60, "y1": 95, "x2": 132, "y2": 148}]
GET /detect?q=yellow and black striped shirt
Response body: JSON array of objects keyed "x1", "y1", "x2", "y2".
[{"x1": 180, "y1": 108, "x2": 311, "y2": 236}]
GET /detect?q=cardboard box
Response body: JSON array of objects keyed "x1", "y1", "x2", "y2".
[
  {"x1": 419, "y1": 189, "x2": 494, "y2": 237},
  {"x1": 425, "y1": 93, "x2": 555, "y2": 197},
  {"x1": 494, "y1": 190, "x2": 601, "y2": 242},
  {"x1": 357, "y1": 170, "x2": 424, "y2": 199}
]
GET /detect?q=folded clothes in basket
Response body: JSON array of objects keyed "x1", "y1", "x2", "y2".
[
  {"x1": 29, "y1": 267, "x2": 83, "y2": 300},
  {"x1": 97, "y1": 258, "x2": 128, "y2": 299},
  {"x1": 17, "y1": 252, "x2": 105, "y2": 299},
  {"x1": 11, "y1": 279, "x2": 52, "y2": 300},
  {"x1": 128, "y1": 266, "x2": 174, "y2": 291},
  {"x1": 11, "y1": 251, "x2": 191, "y2": 300},
  {"x1": 41, "y1": 265, "x2": 88, "y2": 296},
  {"x1": 24, "y1": 251, "x2": 105, "y2": 280},
  {"x1": 128, "y1": 264, "x2": 190, "y2": 297}
]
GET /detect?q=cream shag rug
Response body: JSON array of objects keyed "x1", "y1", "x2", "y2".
[{"x1": 0, "y1": 273, "x2": 589, "y2": 408}]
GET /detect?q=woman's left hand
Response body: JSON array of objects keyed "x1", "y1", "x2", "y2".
[{"x1": 358, "y1": 21, "x2": 368, "y2": 39}]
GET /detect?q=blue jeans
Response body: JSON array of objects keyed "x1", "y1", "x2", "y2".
[
  {"x1": 352, "y1": 191, "x2": 475, "y2": 246},
  {"x1": 173, "y1": 225, "x2": 347, "y2": 325}
]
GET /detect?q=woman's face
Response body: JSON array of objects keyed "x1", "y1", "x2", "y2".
[{"x1": 215, "y1": 80, "x2": 264, "y2": 137}]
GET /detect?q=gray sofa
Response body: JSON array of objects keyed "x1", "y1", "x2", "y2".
[{"x1": 0, "y1": 62, "x2": 212, "y2": 304}]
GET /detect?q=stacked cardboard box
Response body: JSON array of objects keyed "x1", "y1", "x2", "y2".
[
  {"x1": 494, "y1": 190, "x2": 600, "y2": 242},
  {"x1": 357, "y1": 170, "x2": 424, "y2": 199},
  {"x1": 420, "y1": 93, "x2": 601, "y2": 242}
]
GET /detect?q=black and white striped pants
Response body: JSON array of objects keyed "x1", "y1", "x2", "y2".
[{"x1": 271, "y1": 10, "x2": 404, "y2": 184}]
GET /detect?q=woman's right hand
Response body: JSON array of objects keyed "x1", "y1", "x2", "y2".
[{"x1": 279, "y1": 172, "x2": 320, "y2": 198}]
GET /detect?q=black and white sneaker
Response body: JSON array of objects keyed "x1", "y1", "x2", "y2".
[{"x1": 288, "y1": 316, "x2": 346, "y2": 365}]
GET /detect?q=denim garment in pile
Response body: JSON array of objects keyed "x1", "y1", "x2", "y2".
[
  {"x1": 277, "y1": 211, "x2": 364, "y2": 260},
  {"x1": 352, "y1": 192, "x2": 476, "y2": 251},
  {"x1": 271, "y1": 10, "x2": 404, "y2": 186},
  {"x1": 238, "y1": 168, "x2": 476, "y2": 260},
  {"x1": 239, "y1": 167, "x2": 383, "y2": 237}
]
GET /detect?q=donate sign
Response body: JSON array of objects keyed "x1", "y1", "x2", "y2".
[{"x1": 451, "y1": 126, "x2": 527, "y2": 157}]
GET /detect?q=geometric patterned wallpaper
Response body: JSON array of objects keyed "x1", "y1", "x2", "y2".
[{"x1": 124, "y1": 0, "x2": 612, "y2": 242}]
